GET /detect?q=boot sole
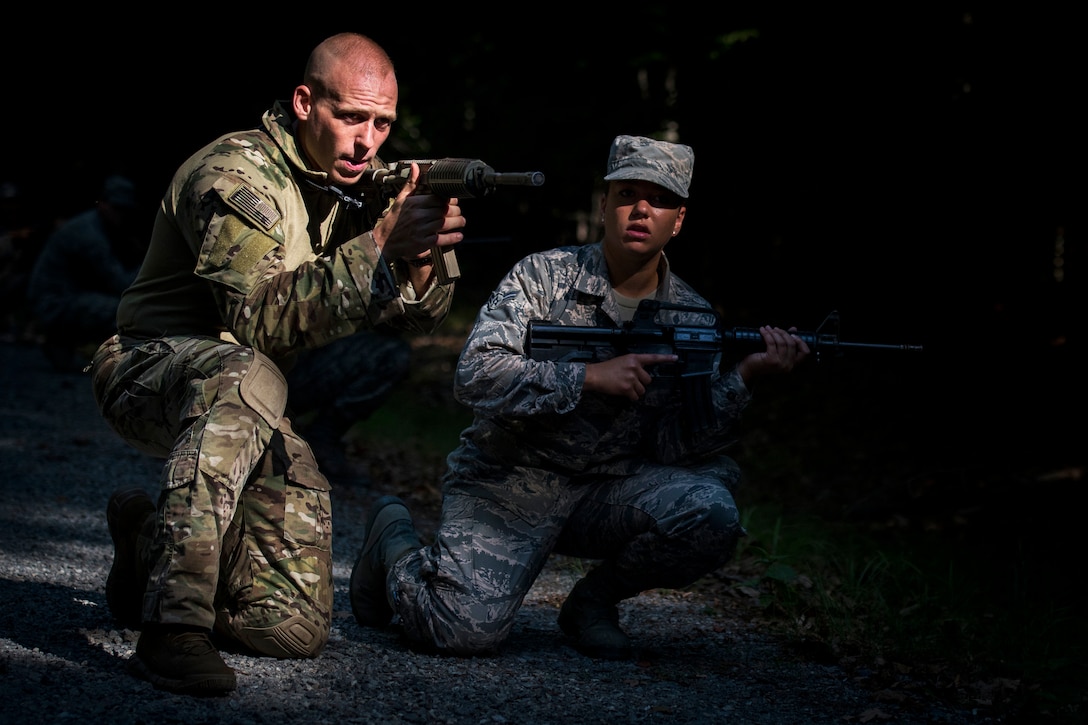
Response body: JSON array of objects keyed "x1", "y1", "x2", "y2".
[{"x1": 127, "y1": 654, "x2": 237, "y2": 696}]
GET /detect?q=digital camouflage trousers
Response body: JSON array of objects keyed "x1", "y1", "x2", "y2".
[{"x1": 390, "y1": 455, "x2": 744, "y2": 655}]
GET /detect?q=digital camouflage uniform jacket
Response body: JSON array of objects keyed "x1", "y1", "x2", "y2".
[
  {"x1": 444, "y1": 242, "x2": 753, "y2": 499},
  {"x1": 116, "y1": 100, "x2": 452, "y2": 358}
]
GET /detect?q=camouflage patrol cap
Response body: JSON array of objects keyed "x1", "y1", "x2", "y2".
[{"x1": 603, "y1": 135, "x2": 694, "y2": 199}]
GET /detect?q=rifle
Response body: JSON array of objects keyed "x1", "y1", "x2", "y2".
[
  {"x1": 359, "y1": 158, "x2": 546, "y2": 286},
  {"x1": 526, "y1": 300, "x2": 923, "y2": 431}
]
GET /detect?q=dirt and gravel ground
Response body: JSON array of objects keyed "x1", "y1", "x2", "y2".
[{"x1": 0, "y1": 338, "x2": 996, "y2": 724}]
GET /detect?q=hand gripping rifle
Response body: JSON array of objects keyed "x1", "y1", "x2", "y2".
[
  {"x1": 526, "y1": 300, "x2": 924, "y2": 432},
  {"x1": 359, "y1": 158, "x2": 546, "y2": 286}
]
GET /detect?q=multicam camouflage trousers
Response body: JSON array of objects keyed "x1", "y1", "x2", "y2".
[
  {"x1": 91, "y1": 334, "x2": 332, "y2": 659},
  {"x1": 390, "y1": 455, "x2": 745, "y2": 655}
]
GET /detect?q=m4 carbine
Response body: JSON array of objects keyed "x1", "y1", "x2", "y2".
[
  {"x1": 526, "y1": 300, "x2": 923, "y2": 431},
  {"x1": 359, "y1": 158, "x2": 545, "y2": 285}
]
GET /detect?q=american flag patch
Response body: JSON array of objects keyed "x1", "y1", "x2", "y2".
[{"x1": 226, "y1": 184, "x2": 281, "y2": 230}]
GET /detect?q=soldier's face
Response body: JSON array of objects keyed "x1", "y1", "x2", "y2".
[
  {"x1": 293, "y1": 68, "x2": 399, "y2": 187},
  {"x1": 601, "y1": 180, "x2": 686, "y2": 260}
]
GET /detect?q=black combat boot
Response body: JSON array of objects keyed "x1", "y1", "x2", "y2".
[
  {"x1": 105, "y1": 487, "x2": 155, "y2": 629},
  {"x1": 349, "y1": 496, "x2": 422, "y2": 627},
  {"x1": 558, "y1": 564, "x2": 638, "y2": 660},
  {"x1": 128, "y1": 624, "x2": 237, "y2": 696}
]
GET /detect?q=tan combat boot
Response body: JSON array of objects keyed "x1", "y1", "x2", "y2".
[{"x1": 128, "y1": 625, "x2": 237, "y2": 696}]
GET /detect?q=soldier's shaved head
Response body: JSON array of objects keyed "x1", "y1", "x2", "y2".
[{"x1": 304, "y1": 33, "x2": 395, "y2": 100}]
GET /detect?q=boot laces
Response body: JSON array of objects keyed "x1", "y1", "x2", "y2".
[{"x1": 170, "y1": 631, "x2": 217, "y2": 656}]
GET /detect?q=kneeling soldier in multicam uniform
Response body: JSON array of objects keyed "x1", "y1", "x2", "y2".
[
  {"x1": 92, "y1": 33, "x2": 465, "y2": 695},
  {"x1": 349, "y1": 135, "x2": 811, "y2": 659}
]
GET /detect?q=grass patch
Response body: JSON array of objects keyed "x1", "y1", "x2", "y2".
[
  {"x1": 727, "y1": 500, "x2": 1087, "y2": 720},
  {"x1": 352, "y1": 387, "x2": 472, "y2": 456}
]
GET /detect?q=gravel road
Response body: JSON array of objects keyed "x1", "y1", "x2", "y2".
[{"x1": 0, "y1": 340, "x2": 989, "y2": 724}]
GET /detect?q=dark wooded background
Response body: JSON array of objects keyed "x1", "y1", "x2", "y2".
[{"x1": 4, "y1": 10, "x2": 1082, "y2": 472}]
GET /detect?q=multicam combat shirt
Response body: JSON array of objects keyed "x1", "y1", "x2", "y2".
[{"x1": 117, "y1": 101, "x2": 452, "y2": 361}]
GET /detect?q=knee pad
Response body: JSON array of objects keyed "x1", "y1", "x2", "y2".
[
  {"x1": 239, "y1": 350, "x2": 288, "y2": 428},
  {"x1": 239, "y1": 614, "x2": 327, "y2": 659}
]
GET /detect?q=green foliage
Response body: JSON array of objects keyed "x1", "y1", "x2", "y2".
[
  {"x1": 352, "y1": 391, "x2": 470, "y2": 457},
  {"x1": 731, "y1": 501, "x2": 1086, "y2": 716}
]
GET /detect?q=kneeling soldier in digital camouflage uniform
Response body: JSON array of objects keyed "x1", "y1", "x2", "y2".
[{"x1": 349, "y1": 135, "x2": 810, "y2": 659}]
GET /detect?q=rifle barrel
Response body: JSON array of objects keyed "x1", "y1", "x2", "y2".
[
  {"x1": 727, "y1": 328, "x2": 923, "y2": 352},
  {"x1": 836, "y1": 341, "x2": 925, "y2": 351},
  {"x1": 488, "y1": 171, "x2": 546, "y2": 187}
]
